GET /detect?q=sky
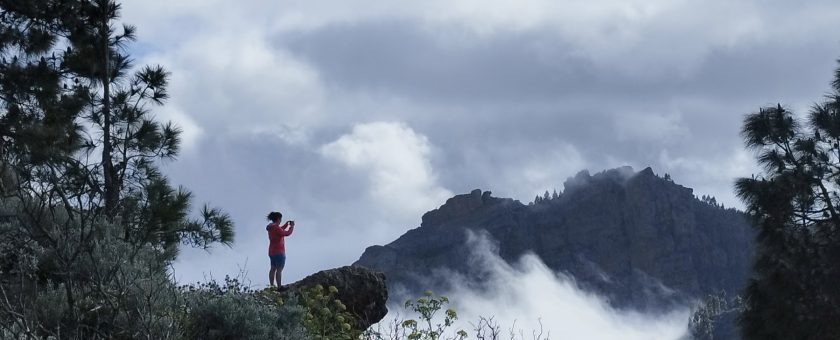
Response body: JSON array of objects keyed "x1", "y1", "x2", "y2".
[{"x1": 117, "y1": 0, "x2": 840, "y2": 301}]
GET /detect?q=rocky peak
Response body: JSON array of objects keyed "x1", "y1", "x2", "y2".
[
  {"x1": 283, "y1": 266, "x2": 388, "y2": 330},
  {"x1": 561, "y1": 166, "x2": 643, "y2": 195},
  {"x1": 562, "y1": 169, "x2": 592, "y2": 194},
  {"x1": 625, "y1": 166, "x2": 694, "y2": 198},
  {"x1": 421, "y1": 189, "x2": 503, "y2": 227},
  {"x1": 356, "y1": 166, "x2": 753, "y2": 313},
  {"x1": 560, "y1": 166, "x2": 693, "y2": 202}
]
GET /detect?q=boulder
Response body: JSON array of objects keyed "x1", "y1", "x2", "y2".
[{"x1": 285, "y1": 265, "x2": 388, "y2": 330}]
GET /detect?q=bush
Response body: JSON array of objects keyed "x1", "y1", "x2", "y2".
[
  {"x1": 0, "y1": 217, "x2": 183, "y2": 339},
  {"x1": 298, "y1": 284, "x2": 362, "y2": 339},
  {"x1": 178, "y1": 277, "x2": 308, "y2": 340}
]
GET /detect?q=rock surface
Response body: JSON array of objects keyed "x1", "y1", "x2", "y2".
[
  {"x1": 284, "y1": 265, "x2": 388, "y2": 330},
  {"x1": 354, "y1": 167, "x2": 753, "y2": 311}
]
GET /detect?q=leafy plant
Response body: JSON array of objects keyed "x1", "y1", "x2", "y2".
[
  {"x1": 400, "y1": 291, "x2": 466, "y2": 340},
  {"x1": 299, "y1": 284, "x2": 361, "y2": 340},
  {"x1": 363, "y1": 291, "x2": 549, "y2": 340}
]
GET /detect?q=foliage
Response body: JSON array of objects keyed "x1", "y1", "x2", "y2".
[
  {"x1": 0, "y1": 0, "x2": 233, "y2": 338},
  {"x1": 299, "y1": 284, "x2": 361, "y2": 339},
  {"x1": 363, "y1": 291, "x2": 466, "y2": 340},
  {"x1": 532, "y1": 190, "x2": 558, "y2": 205},
  {"x1": 0, "y1": 215, "x2": 182, "y2": 339},
  {"x1": 363, "y1": 291, "x2": 548, "y2": 340},
  {"x1": 178, "y1": 277, "x2": 309, "y2": 340},
  {"x1": 0, "y1": 0, "x2": 233, "y2": 255},
  {"x1": 401, "y1": 291, "x2": 466, "y2": 340},
  {"x1": 699, "y1": 195, "x2": 719, "y2": 207},
  {"x1": 735, "y1": 59, "x2": 840, "y2": 338},
  {"x1": 688, "y1": 292, "x2": 744, "y2": 340}
]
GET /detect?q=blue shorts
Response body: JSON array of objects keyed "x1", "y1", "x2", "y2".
[{"x1": 269, "y1": 254, "x2": 286, "y2": 269}]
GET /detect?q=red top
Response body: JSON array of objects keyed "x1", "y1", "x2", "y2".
[{"x1": 267, "y1": 222, "x2": 294, "y2": 256}]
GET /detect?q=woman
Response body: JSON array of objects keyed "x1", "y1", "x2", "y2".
[{"x1": 266, "y1": 211, "x2": 294, "y2": 289}]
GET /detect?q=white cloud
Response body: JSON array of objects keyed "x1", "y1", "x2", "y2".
[
  {"x1": 379, "y1": 231, "x2": 690, "y2": 340},
  {"x1": 658, "y1": 148, "x2": 757, "y2": 208},
  {"x1": 147, "y1": 33, "x2": 325, "y2": 144},
  {"x1": 517, "y1": 144, "x2": 587, "y2": 198},
  {"x1": 123, "y1": 0, "x2": 840, "y2": 96},
  {"x1": 122, "y1": 0, "x2": 840, "y2": 148},
  {"x1": 614, "y1": 111, "x2": 688, "y2": 142},
  {"x1": 153, "y1": 105, "x2": 204, "y2": 152},
  {"x1": 457, "y1": 142, "x2": 587, "y2": 202},
  {"x1": 320, "y1": 122, "x2": 453, "y2": 218},
  {"x1": 262, "y1": 0, "x2": 764, "y2": 77}
]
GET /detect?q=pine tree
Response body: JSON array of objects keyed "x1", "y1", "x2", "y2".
[
  {"x1": 0, "y1": 1, "x2": 233, "y2": 337},
  {"x1": 735, "y1": 59, "x2": 840, "y2": 339},
  {"x1": 0, "y1": 0, "x2": 87, "y2": 167}
]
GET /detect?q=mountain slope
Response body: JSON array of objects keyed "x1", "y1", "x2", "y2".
[{"x1": 354, "y1": 167, "x2": 752, "y2": 310}]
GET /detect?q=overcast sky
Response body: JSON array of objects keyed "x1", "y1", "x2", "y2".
[{"x1": 116, "y1": 1, "x2": 840, "y2": 286}]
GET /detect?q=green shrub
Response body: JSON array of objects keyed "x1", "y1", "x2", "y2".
[
  {"x1": 299, "y1": 284, "x2": 362, "y2": 339},
  {"x1": 178, "y1": 277, "x2": 308, "y2": 340}
]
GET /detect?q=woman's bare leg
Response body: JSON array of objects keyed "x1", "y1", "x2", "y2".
[{"x1": 269, "y1": 267, "x2": 277, "y2": 287}]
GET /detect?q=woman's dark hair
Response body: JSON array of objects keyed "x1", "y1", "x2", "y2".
[{"x1": 267, "y1": 211, "x2": 282, "y2": 222}]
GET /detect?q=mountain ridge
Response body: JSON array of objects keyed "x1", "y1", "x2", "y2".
[{"x1": 354, "y1": 166, "x2": 753, "y2": 311}]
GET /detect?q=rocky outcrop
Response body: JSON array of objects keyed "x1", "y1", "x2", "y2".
[
  {"x1": 355, "y1": 167, "x2": 753, "y2": 311},
  {"x1": 284, "y1": 266, "x2": 388, "y2": 330}
]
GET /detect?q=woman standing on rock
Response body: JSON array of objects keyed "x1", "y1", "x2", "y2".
[{"x1": 267, "y1": 211, "x2": 294, "y2": 289}]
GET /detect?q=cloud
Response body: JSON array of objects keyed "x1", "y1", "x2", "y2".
[
  {"x1": 658, "y1": 148, "x2": 757, "y2": 208},
  {"x1": 320, "y1": 122, "x2": 453, "y2": 217},
  {"x1": 119, "y1": 0, "x2": 840, "y2": 293},
  {"x1": 614, "y1": 111, "x2": 688, "y2": 143},
  {"x1": 380, "y1": 231, "x2": 689, "y2": 340},
  {"x1": 167, "y1": 133, "x2": 443, "y2": 286},
  {"x1": 449, "y1": 141, "x2": 587, "y2": 202},
  {"x1": 130, "y1": 12, "x2": 327, "y2": 151}
]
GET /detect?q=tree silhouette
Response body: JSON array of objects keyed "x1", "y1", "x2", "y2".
[
  {"x1": 735, "y1": 60, "x2": 840, "y2": 339},
  {"x1": 0, "y1": 1, "x2": 233, "y2": 337}
]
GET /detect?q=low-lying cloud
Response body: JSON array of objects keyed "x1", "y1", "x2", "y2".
[{"x1": 381, "y1": 231, "x2": 689, "y2": 340}]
